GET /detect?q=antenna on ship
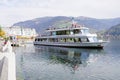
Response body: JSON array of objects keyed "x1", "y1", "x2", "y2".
[{"x1": 71, "y1": 17, "x2": 77, "y2": 27}]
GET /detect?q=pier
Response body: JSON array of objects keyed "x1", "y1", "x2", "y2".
[{"x1": 0, "y1": 40, "x2": 16, "y2": 80}]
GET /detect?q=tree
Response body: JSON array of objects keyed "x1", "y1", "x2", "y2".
[{"x1": 0, "y1": 26, "x2": 5, "y2": 37}]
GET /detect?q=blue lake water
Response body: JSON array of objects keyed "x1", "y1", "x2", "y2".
[{"x1": 15, "y1": 40, "x2": 120, "y2": 80}]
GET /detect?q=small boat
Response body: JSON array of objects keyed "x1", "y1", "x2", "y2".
[{"x1": 34, "y1": 20, "x2": 108, "y2": 49}]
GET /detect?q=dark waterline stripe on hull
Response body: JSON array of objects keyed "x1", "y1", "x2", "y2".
[{"x1": 34, "y1": 44, "x2": 103, "y2": 49}]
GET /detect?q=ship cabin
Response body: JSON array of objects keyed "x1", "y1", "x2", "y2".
[
  {"x1": 35, "y1": 26, "x2": 98, "y2": 43},
  {"x1": 47, "y1": 27, "x2": 89, "y2": 36}
]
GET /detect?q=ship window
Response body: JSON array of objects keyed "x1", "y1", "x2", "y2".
[
  {"x1": 52, "y1": 32, "x2": 56, "y2": 36},
  {"x1": 35, "y1": 39, "x2": 37, "y2": 41},
  {"x1": 66, "y1": 30, "x2": 70, "y2": 35},
  {"x1": 73, "y1": 29, "x2": 79, "y2": 34},
  {"x1": 78, "y1": 38, "x2": 81, "y2": 42},
  {"x1": 70, "y1": 31, "x2": 73, "y2": 35},
  {"x1": 74, "y1": 38, "x2": 80, "y2": 42},
  {"x1": 38, "y1": 38, "x2": 40, "y2": 41},
  {"x1": 56, "y1": 31, "x2": 66, "y2": 35},
  {"x1": 42, "y1": 38, "x2": 47, "y2": 41},
  {"x1": 56, "y1": 31, "x2": 62, "y2": 35},
  {"x1": 88, "y1": 37, "x2": 94, "y2": 42},
  {"x1": 81, "y1": 29, "x2": 89, "y2": 34},
  {"x1": 81, "y1": 38, "x2": 89, "y2": 42},
  {"x1": 49, "y1": 38, "x2": 56, "y2": 42}
]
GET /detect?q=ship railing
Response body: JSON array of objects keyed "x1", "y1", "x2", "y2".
[{"x1": 46, "y1": 25, "x2": 85, "y2": 31}]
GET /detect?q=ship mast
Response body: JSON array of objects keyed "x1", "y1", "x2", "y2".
[{"x1": 71, "y1": 17, "x2": 77, "y2": 27}]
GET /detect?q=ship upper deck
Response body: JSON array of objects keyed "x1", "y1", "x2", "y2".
[{"x1": 46, "y1": 25, "x2": 89, "y2": 32}]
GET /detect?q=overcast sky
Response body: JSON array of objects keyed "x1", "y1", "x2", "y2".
[{"x1": 0, "y1": 0, "x2": 120, "y2": 26}]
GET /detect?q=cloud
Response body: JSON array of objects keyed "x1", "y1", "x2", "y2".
[
  {"x1": 0, "y1": 0, "x2": 120, "y2": 26},
  {"x1": 0, "y1": 0, "x2": 54, "y2": 8}
]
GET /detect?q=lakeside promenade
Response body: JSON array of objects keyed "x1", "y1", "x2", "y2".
[{"x1": 0, "y1": 40, "x2": 16, "y2": 80}]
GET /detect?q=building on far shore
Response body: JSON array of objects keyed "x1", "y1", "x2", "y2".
[{"x1": 2, "y1": 26, "x2": 37, "y2": 39}]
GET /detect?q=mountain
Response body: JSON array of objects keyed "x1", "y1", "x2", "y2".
[
  {"x1": 105, "y1": 24, "x2": 120, "y2": 39},
  {"x1": 13, "y1": 16, "x2": 70, "y2": 33},
  {"x1": 13, "y1": 16, "x2": 120, "y2": 34}
]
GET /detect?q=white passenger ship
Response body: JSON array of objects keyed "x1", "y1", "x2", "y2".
[{"x1": 34, "y1": 21, "x2": 107, "y2": 49}]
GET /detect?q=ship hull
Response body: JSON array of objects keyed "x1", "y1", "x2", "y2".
[{"x1": 34, "y1": 42, "x2": 107, "y2": 49}]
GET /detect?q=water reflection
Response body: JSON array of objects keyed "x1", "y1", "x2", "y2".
[
  {"x1": 34, "y1": 46, "x2": 105, "y2": 73},
  {"x1": 16, "y1": 41, "x2": 120, "y2": 80}
]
